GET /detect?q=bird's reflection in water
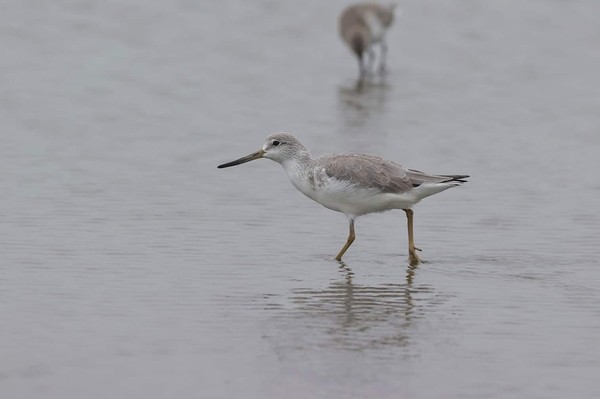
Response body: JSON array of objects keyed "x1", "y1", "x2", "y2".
[
  {"x1": 337, "y1": 78, "x2": 391, "y2": 131},
  {"x1": 287, "y1": 261, "x2": 433, "y2": 351},
  {"x1": 336, "y1": 79, "x2": 392, "y2": 153}
]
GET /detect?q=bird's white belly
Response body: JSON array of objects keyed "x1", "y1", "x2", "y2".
[
  {"x1": 365, "y1": 11, "x2": 385, "y2": 42},
  {"x1": 294, "y1": 175, "x2": 418, "y2": 217}
]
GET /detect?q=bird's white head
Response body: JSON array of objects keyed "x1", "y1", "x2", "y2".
[
  {"x1": 217, "y1": 132, "x2": 310, "y2": 169},
  {"x1": 261, "y1": 132, "x2": 308, "y2": 164}
]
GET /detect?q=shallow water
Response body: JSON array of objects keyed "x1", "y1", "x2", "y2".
[{"x1": 1, "y1": 0, "x2": 600, "y2": 398}]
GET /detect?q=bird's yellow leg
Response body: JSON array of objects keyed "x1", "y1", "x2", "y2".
[
  {"x1": 335, "y1": 219, "x2": 355, "y2": 261},
  {"x1": 404, "y1": 209, "x2": 421, "y2": 266}
]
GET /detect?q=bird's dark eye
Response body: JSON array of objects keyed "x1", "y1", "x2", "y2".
[{"x1": 272, "y1": 140, "x2": 280, "y2": 147}]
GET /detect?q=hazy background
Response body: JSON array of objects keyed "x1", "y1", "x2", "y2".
[{"x1": 1, "y1": 0, "x2": 599, "y2": 398}]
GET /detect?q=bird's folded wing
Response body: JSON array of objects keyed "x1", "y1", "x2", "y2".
[{"x1": 323, "y1": 154, "x2": 413, "y2": 194}]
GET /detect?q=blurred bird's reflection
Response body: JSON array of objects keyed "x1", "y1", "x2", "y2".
[
  {"x1": 336, "y1": 80, "x2": 392, "y2": 150},
  {"x1": 286, "y1": 261, "x2": 433, "y2": 350}
]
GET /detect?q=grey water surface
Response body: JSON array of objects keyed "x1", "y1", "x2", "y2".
[{"x1": 1, "y1": 0, "x2": 600, "y2": 398}]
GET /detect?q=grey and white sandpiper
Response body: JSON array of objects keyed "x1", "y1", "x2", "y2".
[
  {"x1": 339, "y1": 2, "x2": 398, "y2": 79},
  {"x1": 217, "y1": 133, "x2": 468, "y2": 265}
]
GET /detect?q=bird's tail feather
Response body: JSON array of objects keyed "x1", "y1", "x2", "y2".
[
  {"x1": 413, "y1": 182, "x2": 463, "y2": 200},
  {"x1": 441, "y1": 175, "x2": 469, "y2": 183}
]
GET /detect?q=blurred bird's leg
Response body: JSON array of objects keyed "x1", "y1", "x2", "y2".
[
  {"x1": 379, "y1": 41, "x2": 388, "y2": 74},
  {"x1": 357, "y1": 56, "x2": 367, "y2": 80},
  {"x1": 369, "y1": 47, "x2": 377, "y2": 75}
]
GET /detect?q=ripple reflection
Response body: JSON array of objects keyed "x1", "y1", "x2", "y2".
[
  {"x1": 336, "y1": 79, "x2": 391, "y2": 131},
  {"x1": 269, "y1": 262, "x2": 442, "y2": 353}
]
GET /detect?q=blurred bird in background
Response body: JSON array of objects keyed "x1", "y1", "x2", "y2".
[{"x1": 339, "y1": 2, "x2": 398, "y2": 80}]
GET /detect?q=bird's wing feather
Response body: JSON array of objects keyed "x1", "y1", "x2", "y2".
[{"x1": 322, "y1": 154, "x2": 413, "y2": 193}]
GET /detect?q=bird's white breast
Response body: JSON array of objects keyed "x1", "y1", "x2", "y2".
[
  {"x1": 365, "y1": 11, "x2": 385, "y2": 42},
  {"x1": 284, "y1": 163, "x2": 323, "y2": 204}
]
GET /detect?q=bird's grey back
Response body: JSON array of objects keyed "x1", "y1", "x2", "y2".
[
  {"x1": 320, "y1": 153, "x2": 413, "y2": 193},
  {"x1": 339, "y1": 3, "x2": 395, "y2": 35}
]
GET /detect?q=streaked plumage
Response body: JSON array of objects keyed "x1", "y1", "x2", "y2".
[
  {"x1": 217, "y1": 133, "x2": 468, "y2": 264},
  {"x1": 339, "y1": 2, "x2": 397, "y2": 78}
]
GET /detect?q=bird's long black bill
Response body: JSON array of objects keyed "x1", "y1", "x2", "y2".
[{"x1": 217, "y1": 149, "x2": 265, "y2": 169}]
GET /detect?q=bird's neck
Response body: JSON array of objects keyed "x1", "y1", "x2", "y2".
[
  {"x1": 280, "y1": 150, "x2": 313, "y2": 177},
  {"x1": 280, "y1": 150, "x2": 318, "y2": 200}
]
